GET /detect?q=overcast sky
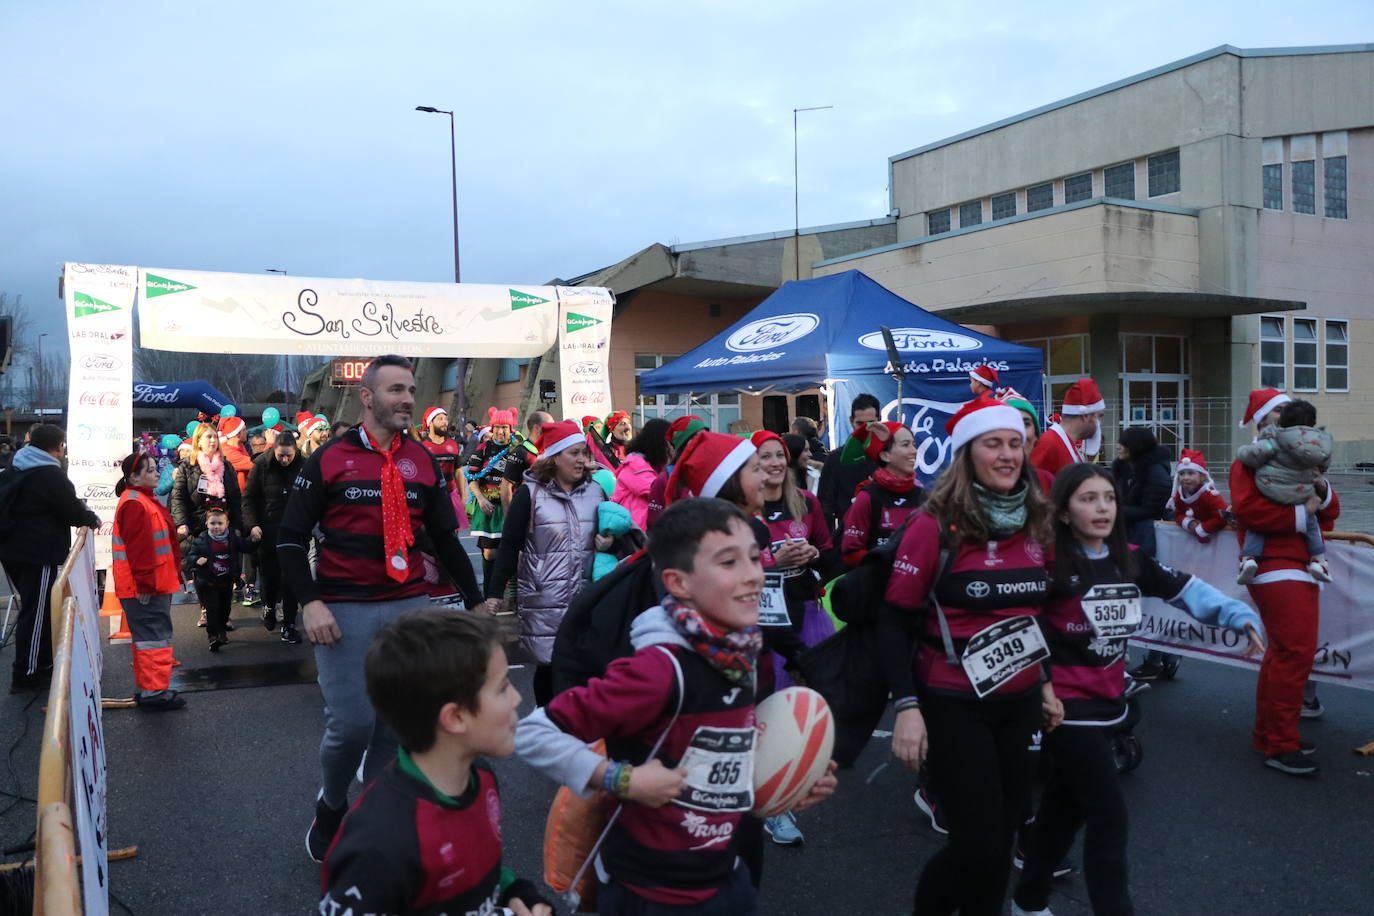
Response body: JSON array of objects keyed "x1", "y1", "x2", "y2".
[{"x1": 3, "y1": 1, "x2": 1371, "y2": 365}]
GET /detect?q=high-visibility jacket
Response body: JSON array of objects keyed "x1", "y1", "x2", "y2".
[{"x1": 112, "y1": 487, "x2": 182, "y2": 597}]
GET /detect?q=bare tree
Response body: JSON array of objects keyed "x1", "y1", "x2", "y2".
[{"x1": 135, "y1": 349, "x2": 285, "y2": 405}]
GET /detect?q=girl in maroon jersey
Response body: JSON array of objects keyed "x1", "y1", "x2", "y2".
[{"x1": 839, "y1": 421, "x2": 925, "y2": 566}]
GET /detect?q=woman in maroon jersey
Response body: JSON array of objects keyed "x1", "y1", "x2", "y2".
[
  {"x1": 879, "y1": 397, "x2": 1058, "y2": 916},
  {"x1": 839, "y1": 420, "x2": 925, "y2": 566}
]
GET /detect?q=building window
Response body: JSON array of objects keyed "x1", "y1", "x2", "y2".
[
  {"x1": 1260, "y1": 316, "x2": 1285, "y2": 390},
  {"x1": 1147, "y1": 150, "x2": 1180, "y2": 196},
  {"x1": 958, "y1": 201, "x2": 983, "y2": 228},
  {"x1": 927, "y1": 208, "x2": 951, "y2": 235},
  {"x1": 634, "y1": 354, "x2": 741, "y2": 432},
  {"x1": 1064, "y1": 173, "x2": 1093, "y2": 203},
  {"x1": 1104, "y1": 162, "x2": 1135, "y2": 199},
  {"x1": 991, "y1": 192, "x2": 1016, "y2": 221},
  {"x1": 1324, "y1": 156, "x2": 1347, "y2": 219},
  {"x1": 1293, "y1": 318, "x2": 1318, "y2": 391},
  {"x1": 1262, "y1": 164, "x2": 1283, "y2": 210},
  {"x1": 1326, "y1": 320, "x2": 1349, "y2": 391},
  {"x1": 1291, "y1": 160, "x2": 1315, "y2": 214},
  {"x1": 1026, "y1": 183, "x2": 1053, "y2": 212},
  {"x1": 1012, "y1": 334, "x2": 1089, "y2": 412}
]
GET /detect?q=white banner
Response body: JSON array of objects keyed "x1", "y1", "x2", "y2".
[
  {"x1": 1131, "y1": 523, "x2": 1374, "y2": 691},
  {"x1": 67, "y1": 535, "x2": 109, "y2": 915},
  {"x1": 557, "y1": 287, "x2": 614, "y2": 422},
  {"x1": 64, "y1": 264, "x2": 136, "y2": 569},
  {"x1": 136, "y1": 267, "x2": 585, "y2": 358}
]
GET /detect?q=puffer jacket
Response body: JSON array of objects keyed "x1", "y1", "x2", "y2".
[{"x1": 516, "y1": 473, "x2": 604, "y2": 664}]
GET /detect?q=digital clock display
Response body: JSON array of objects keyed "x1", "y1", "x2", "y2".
[{"x1": 330, "y1": 358, "x2": 370, "y2": 386}]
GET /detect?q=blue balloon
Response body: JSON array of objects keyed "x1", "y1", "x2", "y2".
[
  {"x1": 221, "y1": 404, "x2": 237, "y2": 418},
  {"x1": 185, "y1": 421, "x2": 198, "y2": 438},
  {"x1": 161, "y1": 434, "x2": 181, "y2": 450},
  {"x1": 262, "y1": 407, "x2": 280, "y2": 427}
]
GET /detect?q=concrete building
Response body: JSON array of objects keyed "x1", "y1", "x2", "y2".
[{"x1": 813, "y1": 43, "x2": 1373, "y2": 464}]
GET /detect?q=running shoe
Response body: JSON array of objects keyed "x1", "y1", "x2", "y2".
[
  {"x1": 224, "y1": 619, "x2": 235, "y2": 631},
  {"x1": 306, "y1": 791, "x2": 347, "y2": 862},
  {"x1": 1159, "y1": 655, "x2": 1181, "y2": 681},
  {"x1": 1299, "y1": 739, "x2": 1317, "y2": 756},
  {"x1": 1011, "y1": 903, "x2": 1053, "y2": 916},
  {"x1": 1013, "y1": 843, "x2": 1075, "y2": 879},
  {"x1": 196, "y1": 609, "x2": 207, "y2": 628},
  {"x1": 1301, "y1": 695, "x2": 1325, "y2": 719},
  {"x1": 243, "y1": 584, "x2": 262, "y2": 606},
  {"x1": 280, "y1": 625, "x2": 303, "y2": 644},
  {"x1": 262, "y1": 604, "x2": 278, "y2": 632},
  {"x1": 1128, "y1": 660, "x2": 1162, "y2": 681},
  {"x1": 913, "y1": 788, "x2": 949, "y2": 835},
  {"x1": 763, "y1": 811, "x2": 804, "y2": 846},
  {"x1": 134, "y1": 691, "x2": 187, "y2": 711},
  {"x1": 1264, "y1": 750, "x2": 1319, "y2": 776}
]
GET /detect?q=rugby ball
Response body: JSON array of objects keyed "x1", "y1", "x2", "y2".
[{"x1": 752, "y1": 687, "x2": 835, "y2": 817}]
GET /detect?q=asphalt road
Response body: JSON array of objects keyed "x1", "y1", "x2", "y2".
[{"x1": 2, "y1": 546, "x2": 1373, "y2": 915}]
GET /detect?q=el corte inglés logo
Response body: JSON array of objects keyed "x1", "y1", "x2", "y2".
[
  {"x1": 565, "y1": 311, "x2": 602, "y2": 333},
  {"x1": 72, "y1": 291, "x2": 123, "y2": 318},
  {"x1": 144, "y1": 273, "x2": 197, "y2": 298},
  {"x1": 510, "y1": 289, "x2": 550, "y2": 310}
]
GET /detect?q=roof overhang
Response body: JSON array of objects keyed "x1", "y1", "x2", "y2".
[{"x1": 936, "y1": 291, "x2": 1306, "y2": 326}]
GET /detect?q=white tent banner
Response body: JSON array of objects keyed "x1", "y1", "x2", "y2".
[
  {"x1": 64, "y1": 264, "x2": 136, "y2": 568},
  {"x1": 135, "y1": 267, "x2": 590, "y2": 358},
  {"x1": 557, "y1": 288, "x2": 615, "y2": 422},
  {"x1": 1131, "y1": 523, "x2": 1374, "y2": 692}
]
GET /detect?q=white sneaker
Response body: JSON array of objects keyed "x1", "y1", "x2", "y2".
[
  {"x1": 1308, "y1": 556, "x2": 1333, "y2": 583},
  {"x1": 1011, "y1": 903, "x2": 1053, "y2": 916},
  {"x1": 1236, "y1": 556, "x2": 1259, "y2": 585}
]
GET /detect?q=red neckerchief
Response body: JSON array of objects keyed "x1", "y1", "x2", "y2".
[
  {"x1": 361, "y1": 426, "x2": 415, "y2": 582},
  {"x1": 872, "y1": 467, "x2": 917, "y2": 493}
]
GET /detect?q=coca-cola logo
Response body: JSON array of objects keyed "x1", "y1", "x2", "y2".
[
  {"x1": 81, "y1": 484, "x2": 116, "y2": 500},
  {"x1": 571, "y1": 392, "x2": 605, "y2": 406},
  {"x1": 78, "y1": 391, "x2": 120, "y2": 407},
  {"x1": 81, "y1": 354, "x2": 122, "y2": 371}
]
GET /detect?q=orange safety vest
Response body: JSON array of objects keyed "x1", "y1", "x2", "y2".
[{"x1": 112, "y1": 490, "x2": 181, "y2": 598}]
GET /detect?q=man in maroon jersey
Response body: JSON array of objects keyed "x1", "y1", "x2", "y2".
[{"x1": 277, "y1": 354, "x2": 484, "y2": 861}]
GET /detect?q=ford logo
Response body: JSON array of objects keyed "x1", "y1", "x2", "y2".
[
  {"x1": 858, "y1": 328, "x2": 982, "y2": 353},
  {"x1": 725, "y1": 313, "x2": 820, "y2": 353},
  {"x1": 569, "y1": 361, "x2": 603, "y2": 377},
  {"x1": 81, "y1": 354, "x2": 121, "y2": 371}
]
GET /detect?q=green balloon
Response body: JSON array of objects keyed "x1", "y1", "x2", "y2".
[
  {"x1": 262, "y1": 407, "x2": 280, "y2": 427},
  {"x1": 185, "y1": 421, "x2": 198, "y2": 437},
  {"x1": 221, "y1": 404, "x2": 237, "y2": 418}
]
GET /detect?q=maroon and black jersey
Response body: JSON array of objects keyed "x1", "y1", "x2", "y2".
[
  {"x1": 840, "y1": 482, "x2": 925, "y2": 565},
  {"x1": 277, "y1": 427, "x2": 481, "y2": 606},
  {"x1": 545, "y1": 643, "x2": 757, "y2": 906},
  {"x1": 320, "y1": 759, "x2": 545, "y2": 916},
  {"x1": 421, "y1": 435, "x2": 463, "y2": 492}
]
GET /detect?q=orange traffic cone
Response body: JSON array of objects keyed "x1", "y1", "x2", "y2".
[
  {"x1": 109, "y1": 611, "x2": 131, "y2": 645},
  {"x1": 100, "y1": 584, "x2": 121, "y2": 617}
]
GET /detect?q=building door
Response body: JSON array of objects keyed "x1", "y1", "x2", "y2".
[
  {"x1": 1119, "y1": 335, "x2": 1188, "y2": 453},
  {"x1": 763, "y1": 395, "x2": 789, "y2": 434}
]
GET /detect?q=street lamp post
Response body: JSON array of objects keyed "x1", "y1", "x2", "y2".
[
  {"x1": 36, "y1": 333, "x2": 48, "y2": 410},
  {"x1": 793, "y1": 105, "x2": 833, "y2": 281},
  {"x1": 415, "y1": 105, "x2": 466, "y2": 424}
]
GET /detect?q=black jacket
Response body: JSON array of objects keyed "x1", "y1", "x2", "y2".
[
  {"x1": 817, "y1": 446, "x2": 875, "y2": 535},
  {"x1": 0, "y1": 454, "x2": 102, "y2": 565},
  {"x1": 1112, "y1": 445, "x2": 1172, "y2": 526},
  {"x1": 170, "y1": 458, "x2": 244, "y2": 536},
  {"x1": 187, "y1": 529, "x2": 249, "y2": 583},
  {"x1": 242, "y1": 450, "x2": 303, "y2": 532}
]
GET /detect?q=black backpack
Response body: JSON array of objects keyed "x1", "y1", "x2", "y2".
[{"x1": 549, "y1": 550, "x2": 661, "y2": 696}]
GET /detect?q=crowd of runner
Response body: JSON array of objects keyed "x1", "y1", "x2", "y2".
[{"x1": 12, "y1": 353, "x2": 1335, "y2": 915}]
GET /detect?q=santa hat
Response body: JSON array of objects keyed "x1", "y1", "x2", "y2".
[
  {"x1": 422, "y1": 406, "x2": 447, "y2": 430},
  {"x1": 1166, "y1": 448, "x2": 1219, "y2": 512},
  {"x1": 857, "y1": 421, "x2": 907, "y2": 463},
  {"x1": 969, "y1": 365, "x2": 999, "y2": 390},
  {"x1": 667, "y1": 416, "x2": 708, "y2": 452},
  {"x1": 176, "y1": 438, "x2": 193, "y2": 454},
  {"x1": 1239, "y1": 388, "x2": 1291, "y2": 429},
  {"x1": 217, "y1": 416, "x2": 246, "y2": 440},
  {"x1": 665, "y1": 432, "x2": 757, "y2": 505},
  {"x1": 1060, "y1": 378, "x2": 1105, "y2": 457},
  {"x1": 298, "y1": 415, "x2": 327, "y2": 438},
  {"x1": 998, "y1": 387, "x2": 1039, "y2": 430},
  {"x1": 534, "y1": 420, "x2": 585, "y2": 458},
  {"x1": 487, "y1": 406, "x2": 518, "y2": 427},
  {"x1": 604, "y1": 409, "x2": 630, "y2": 431},
  {"x1": 944, "y1": 397, "x2": 1024, "y2": 453},
  {"x1": 750, "y1": 429, "x2": 788, "y2": 458}
]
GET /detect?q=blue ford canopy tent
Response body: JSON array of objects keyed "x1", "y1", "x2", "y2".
[
  {"x1": 132, "y1": 381, "x2": 232, "y2": 416},
  {"x1": 639, "y1": 270, "x2": 1044, "y2": 481}
]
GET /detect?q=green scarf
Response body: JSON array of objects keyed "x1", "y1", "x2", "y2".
[{"x1": 973, "y1": 482, "x2": 1028, "y2": 539}]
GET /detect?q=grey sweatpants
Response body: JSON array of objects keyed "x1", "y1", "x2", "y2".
[{"x1": 314, "y1": 594, "x2": 430, "y2": 808}]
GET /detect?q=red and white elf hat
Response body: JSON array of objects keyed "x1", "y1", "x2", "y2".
[
  {"x1": 1239, "y1": 388, "x2": 1291, "y2": 429},
  {"x1": 298, "y1": 415, "x2": 327, "y2": 438},
  {"x1": 217, "y1": 415, "x2": 246, "y2": 440},
  {"x1": 1061, "y1": 378, "x2": 1106, "y2": 457},
  {"x1": 944, "y1": 396, "x2": 1024, "y2": 453},
  {"x1": 969, "y1": 365, "x2": 999, "y2": 390},
  {"x1": 534, "y1": 420, "x2": 585, "y2": 458},
  {"x1": 422, "y1": 406, "x2": 447, "y2": 430},
  {"x1": 665, "y1": 432, "x2": 757, "y2": 505}
]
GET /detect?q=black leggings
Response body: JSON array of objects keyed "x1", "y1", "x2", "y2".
[
  {"x1": 1015, "y1": 724, "x2": 1132, "y2": 915},
  {"x1": 913, "y1": 690, "x2": 1040, "y2": 916},
  {"x1": 257, "y1": 538, "x2": 298, "y2": 628},
  {"x1": 197, "y1": 580, "x2": 234, "y2": 639}
]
